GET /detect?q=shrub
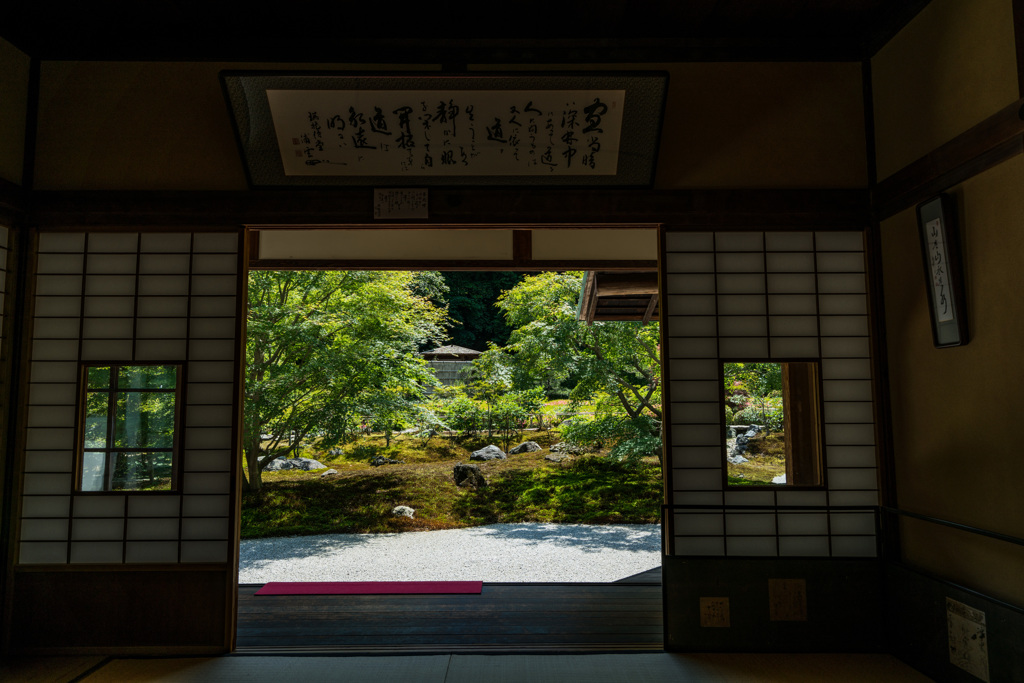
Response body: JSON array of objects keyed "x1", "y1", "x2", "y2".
[
  {"x1": 733, "y1": 399, "x2": 784, "y2": 432},
  {"x1": 561, "y1": 414, "x2": 662, "y2": 464},
  {"x1": 446, "y1": 394, "x2": 485, "y2": 436}
]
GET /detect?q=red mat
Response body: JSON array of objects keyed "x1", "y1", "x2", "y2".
[{"x1": 254, "y1": 581, "x2": 483, "y2": 596}]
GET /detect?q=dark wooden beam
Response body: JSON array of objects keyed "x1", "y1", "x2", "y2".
[
  {"x1": 0, "y1": 179, "x2": 26, "y2": 226},
  {"x1": 251, "y1": 259, "x2": 656, "y2": 271},
  {"x1": 1015, "y1": 0, "x2": 1024, "y2": 98},
  {"x1": 875, "y1": 96, "x2": 1024, "y2": 219},
  {"x1": 596, "y1": 273, "x2": 659, "y2": 296},
  {"x1": 513, "y1": 230, "x2": 533, "y2": 264},
  {"x1": 29, "y1": 188, "x2": 870, "y2": 229},
  {"x1": 643, "y1": 294, "x2": 659, "y2": 325}
]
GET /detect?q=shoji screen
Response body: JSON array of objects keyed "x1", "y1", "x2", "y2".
[
  {"x1": 663, "y1": 230, "x2": 878, "y2": 558},
  {"x1": 19, "y1": 231, "x2": 242, "y2": 565}
]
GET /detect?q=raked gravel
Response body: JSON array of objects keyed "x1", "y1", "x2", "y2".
[{"x1": 239, "y1": 523, "x2": 660, "y2": 584}]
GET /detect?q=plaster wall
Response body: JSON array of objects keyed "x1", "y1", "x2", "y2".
[
  {"x1": 880, "y1": 154, "x2": 1024, "y2": 606},
  {"x1": 871, "y1": 0, "x2": 1019, "y2": 180},
  {"x1": 33, "y1": 61, "x2": 867, "y2": 191}
]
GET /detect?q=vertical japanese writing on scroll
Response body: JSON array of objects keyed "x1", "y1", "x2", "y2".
[
  {"x1": 266, "y1": 90, "x2": 625, "y2": 177},
  {"x1": 925, "y1": 218, "x2": 954, "y2": 323}
]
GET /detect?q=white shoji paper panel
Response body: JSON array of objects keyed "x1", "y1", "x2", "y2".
[
  {"x1": 815, "y1": 232, "x2": 864, "y2": 251},
  {"x1": 716, "y1": 273, "x2": 765, "y2": 293},
  {"x1": 767, "y1": 273, "x2": 816, "y2": 293},
  {"x1": 71, "y1": 519, "x2": 125, "y2": 541},
  {"x1": 665, "y1": 232, "x2": 714, "y2": 252},
  {"x1": 667, "y1": 295, "x2": 716, "y2": 315},
  {"x1": 672, "y1": 447, "x2": 722, "y2": 468},
  {"x1": 21, "y1": 519, "x2": 70, "y2": 541},
  {"x1": 666, "y1": 273, "x2": 716, "y2": 294},
  {"x1": 126, "y1": 542, "x2": 179, "y2": 563},
  {"x1": 779, "y1": 537, "x2": 830, "y2": 557},
  {"x1": 20, "y1": 231, "x2": 241, "y2": 567},
  {"x1": 70, "y1": 542, "x2": 123, "y2": 563},
  {"x1": 718, "y1": 337, "x2": 769, "y2": 357},
  {"x1": 141, "y1": 233, "x2": 192, "y2": 252},
  {"x1": 777, "y1": 513, "x2": 829, "y2": 535},
  {"x1": 675, "y1": 537, "x2": 725, "y2": 556},
  {"x1": 723, "y1": 491, "x2": 774, "y2": 506},
  {"x1": 667, "y1": 316, "x2": 717, "y2": 336},
  {"x1": 725, "y1": 513, "x2": 776, "y2": 536},
  {"x1": 128, "y1": 496, "x2": 181, "y2": 517},
  {"x1": 670, "y1": 403, "x2": 721, "y2": 423},
  {"x1": 140, "y1": 254, "x2": 190, "y2": 274},
  {"x1": 673, "y1": 492, "x2": 723, "y2": 506},
  {"x1": 716, "y1": 252, "x2": 764, "y2": 272},
  {"x1": 726, "y1": 537, "x2": 777, "y2": 556},
  {"x1": 182, "y1": 495, "x2": 230, "y2": 517},
  {"x1": 19, "y1": 542, "x2": 68, "y2": 563},
  {"x1": 127, "y1": 518, "x2": 182, "y2": 541},
  {"x1": 180, "y1": 540, "x2": 228, "y2": 563},
  {"x1": 664, "y1": 229, "x2": 878, "y2": 557},
  {"x1": 715, "y1": 232, "x2": 764, "y2": 251},
  {"x1": 765, "y1": 232, "x2": 814, "y2": 251}
]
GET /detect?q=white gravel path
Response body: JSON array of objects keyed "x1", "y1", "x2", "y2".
[{"x1": 239, "y1": 523, "x2": 661, "y2": 584}]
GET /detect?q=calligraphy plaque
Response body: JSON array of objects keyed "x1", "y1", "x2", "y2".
[
  {"x1": 222, "y1": 72, "x2": 667, "y2": 187},
  {"x1": 917, "y1": 194, "x2": 969, "y2": 347}
]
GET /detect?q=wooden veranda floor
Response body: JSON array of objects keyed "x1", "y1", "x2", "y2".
[{"x1": 236, "y1": 568, "x2": 663, "y2": 653}]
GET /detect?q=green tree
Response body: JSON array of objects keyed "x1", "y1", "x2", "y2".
[
  {"x1": 482, "y1": 271, "x2": 663, "y2": 461},
  {"x1": 723, "y1": 362, "x2": 783, "y2": 430},
  {"x1": 243, "y1": 270, "x2": 447, "y2": 492},
  {"x1": 435, "y1": 272, "x2": 526, "y2": 349}
]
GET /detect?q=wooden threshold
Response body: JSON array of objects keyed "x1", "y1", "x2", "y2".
[{"x1": 235, "y1": 581, "x2": 664, "y2": 653}]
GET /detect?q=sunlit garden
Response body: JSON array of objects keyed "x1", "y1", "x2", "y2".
[{"x1": 242, "y1": 270, "x2": 663, "y2": 538}]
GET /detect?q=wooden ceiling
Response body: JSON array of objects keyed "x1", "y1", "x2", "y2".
[{"x1": 2, "y1": 1, "x2": 930, "y2": 63}]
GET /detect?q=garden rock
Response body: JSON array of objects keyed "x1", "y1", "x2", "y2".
[
  {"x1": 263, "y1": 457, "x2": 328, "y2": 471},
  {"x1": 509, "y1": 441, "x2": 541, "y2": 455},
  {"x1": 453, "y1": 463, "x2": 487, "y2": 488},
  {"x1": 320, "y1": 469, "x2": 338, "y2": 477},
  {"x1": 392, "y1": 505, "x2": 415, "y2": 518},
  {"x1": 328, "y1": 448, "x2": 344, "y2": 456},
  {"x1": 545, "y1": 454, "x2": 570, "y2": 463},
  {"x1": 550, "y1": 442, "x2": 589, "y2": 456},
  {"x1": 371, "y1": 456, "x2": 404, "y2": 466},
  {"x1": 470, "y1": 445, "x2": 507, "y2": 461}
]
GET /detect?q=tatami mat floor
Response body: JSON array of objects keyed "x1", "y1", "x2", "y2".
[{"x1": 2, "y1": 652, "x2": 933, "y2": 682}]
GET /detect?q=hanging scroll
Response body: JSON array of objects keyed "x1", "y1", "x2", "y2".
[
  {"x1": 917, "y1": 193, "x2": 969, "y2": 348},
  {"x1": 222, "y1": 72, "x2": 667, "y2": 187}
]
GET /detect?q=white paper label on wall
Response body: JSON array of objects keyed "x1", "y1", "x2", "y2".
[
  {"x1": 946, "y1": 597, "x2": 989, "y2": 682},
  {"x1": 374, "y1": 189, "x2": 428, "y2": 220}
]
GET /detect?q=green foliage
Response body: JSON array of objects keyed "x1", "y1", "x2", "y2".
[
  {"x1": 482, "y1": 272, "x2": 662, "y2": 449},
  {"x1": 733, "y1": 400, "x2": 784, "y2": 431},
  {"x1": 488, "y1": 387, "x2": 545, "y2": 452},
  {"x1": 560, "y1": 414, "x2": 662, "y2": 463},
  {"x1": 244, "y1": 270, "x2": 449, "y2": 491},
  {"x1": 433, "y1": 272, "x2": 526, "y2": 349},
  {"x1": 723, "y1": 362, "x2": 784, "y2": 432}
]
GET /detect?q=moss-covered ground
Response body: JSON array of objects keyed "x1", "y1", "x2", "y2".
[{"x1": 241, "y1": 430, "x2": 662, "y2": 538}]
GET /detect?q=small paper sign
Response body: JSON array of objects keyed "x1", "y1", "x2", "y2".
[{"x1": 374, "y1": 188, "x2": 428, "y2": 220}]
